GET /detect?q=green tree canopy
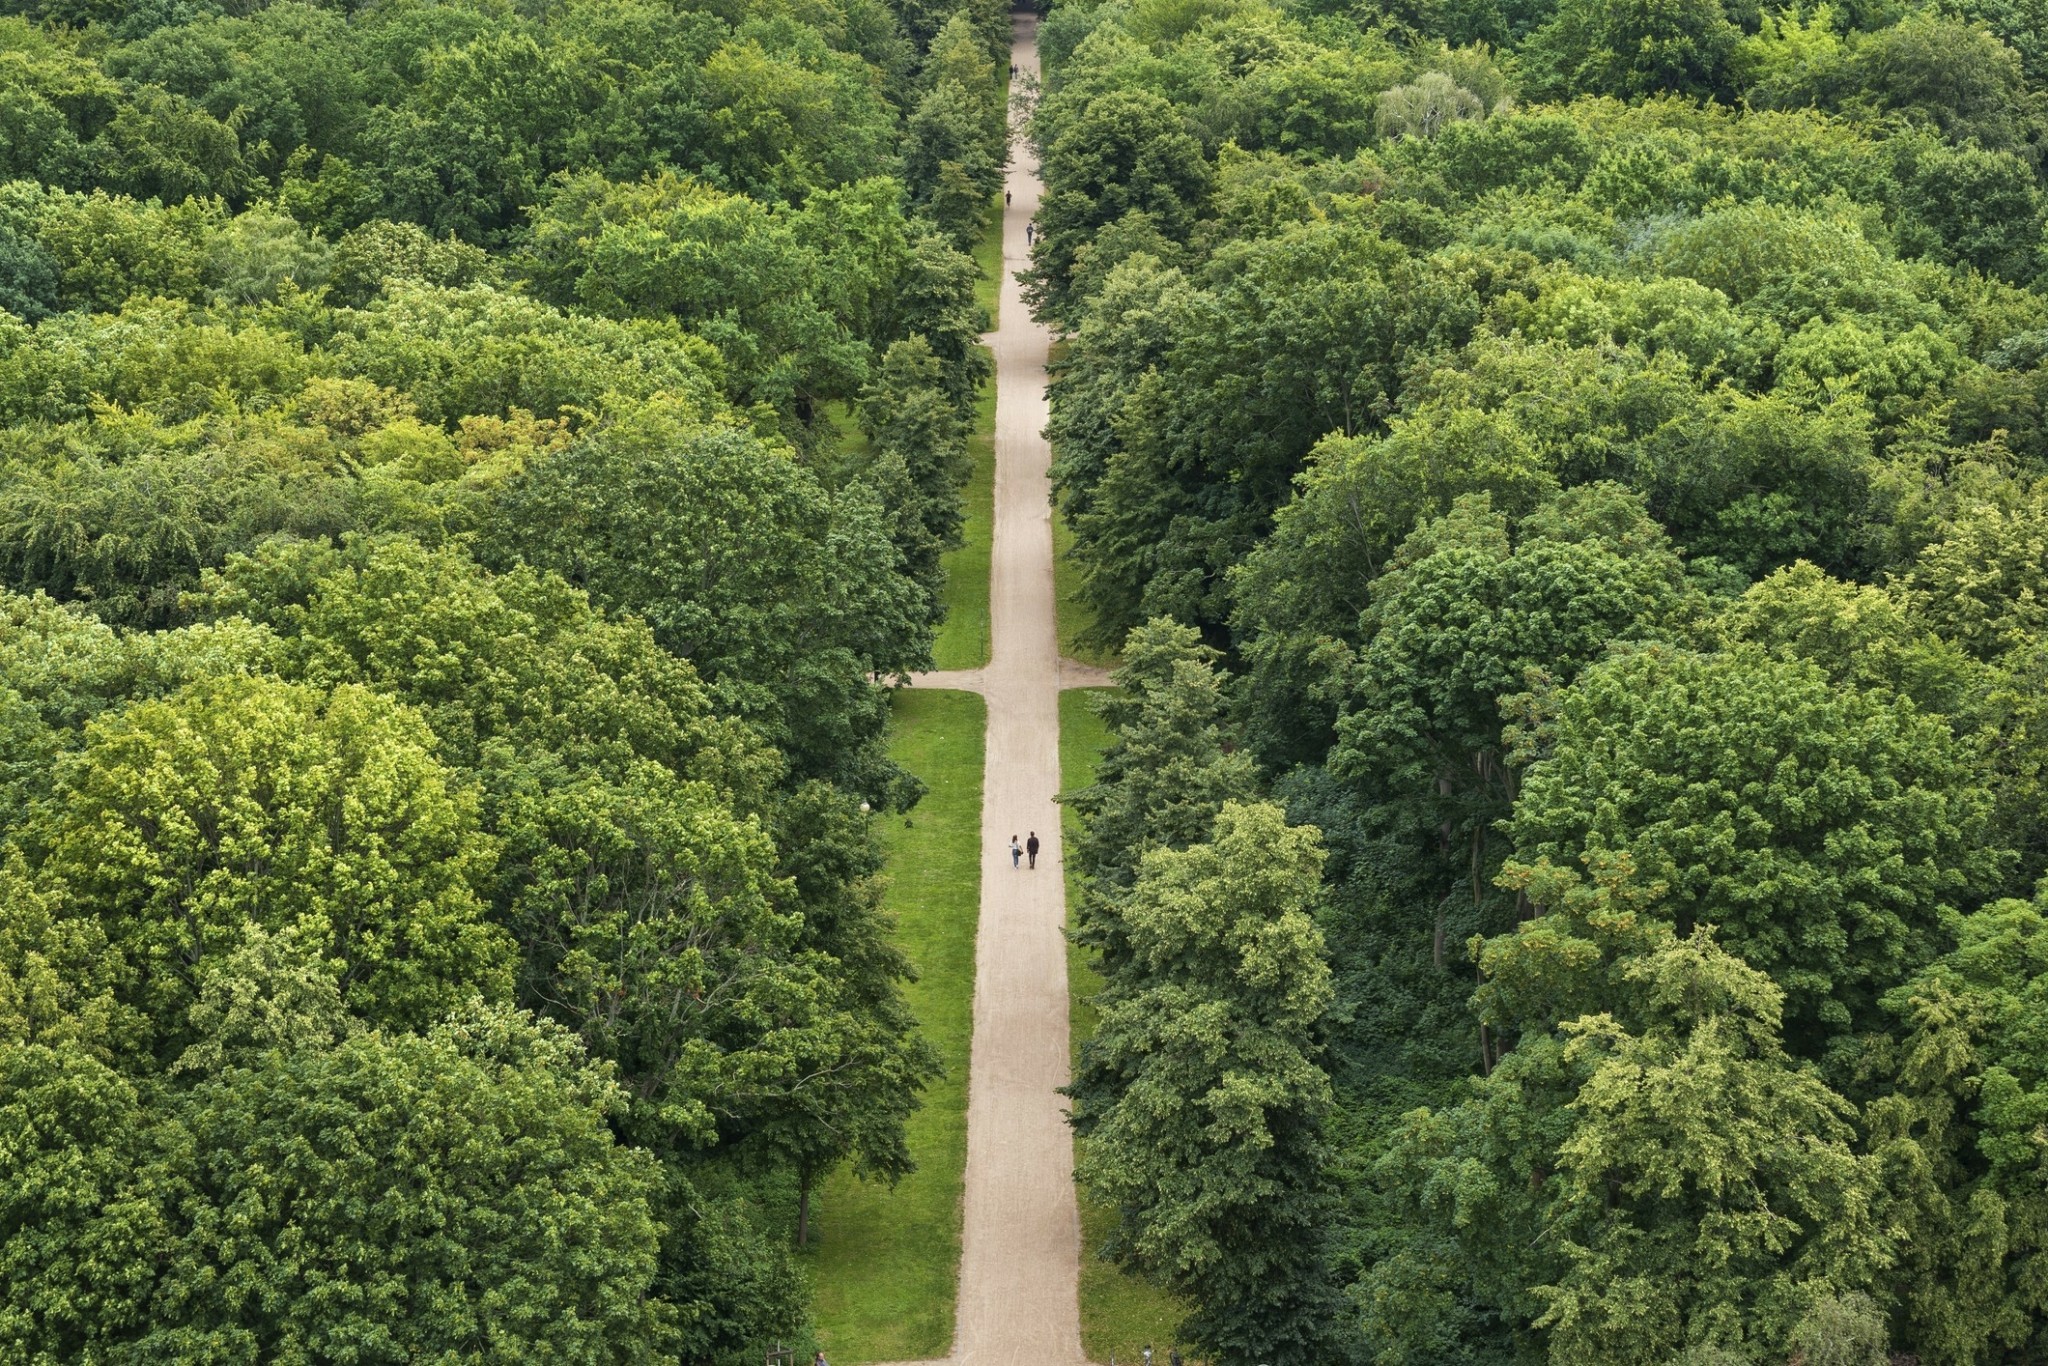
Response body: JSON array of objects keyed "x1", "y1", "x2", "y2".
[
  {"x1": 0, "y1": 1004, "x2": 682, "y2": 1362},
  {"x1": 9, "y1": 674, "x2": 511, "y2": 1063},
  {"x1": 1508, "y1": 645, "x2": 1999, "y2": 1048},
  {"x1": 484, "y1": 409, "x2": 931, "y2": 795},
  {"x1": 1071, "y1": 801, "x2": 1338, "y2": 1365}
]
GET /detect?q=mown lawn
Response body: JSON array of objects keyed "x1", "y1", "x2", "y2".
[
  {"x1": 1055, "y1": 510, "x2": 1119, "y2": 669},
  {"x1": 825, "y1": 398, "x2": 870, "y2": 458},
  {"x1": 932, "y1": 377, "x2": 995, "y2": 670},
  {"x1": 808, "y1": 689, "x2": 986, "y2": 1362},
  {"x1": 1059, "y1": 687, "x2": 1192, "y2": 1364},
  {"x1": 974, "y1": 187, "x2": 1003, "y2": 325},
  {"x1": 930, "y1": 193, "x2": 1004, "y2": 672}
]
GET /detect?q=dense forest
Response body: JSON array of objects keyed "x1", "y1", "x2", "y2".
[
  {"x1": 1042, "y1": 0, "x2": 2048, "y2": 1361},
  {"x1": 11, "y1": 0, "x2": 2048, "y2": 1359},
  {"x1": 0, "y1": 0, "x2": 1012, "y2": 1359}
]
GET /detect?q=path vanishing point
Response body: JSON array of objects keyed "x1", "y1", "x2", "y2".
[{"x1": 887, "y1": 12, "x2": 1108, "y2": 1365}]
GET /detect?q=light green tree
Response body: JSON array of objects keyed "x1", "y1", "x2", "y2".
[
  {"x1": 13, "y1": 674, "x2": 511, "y2": 1062},
  {"x1": 1869, "y1": 890, "x2": 2048, "y2": 1360},
  {"x1": 1368, "y1": 865, "x2": 1892, "y2": 1366},
  {"x1": 1528, "y1": 939, "x2": 1890, "y2": 1363},
  {"x1": 200, "y1": 535, "x2": 939, "y2": 1227},
  {"x1": 1376, "y1": 71, "x2": 1486, "y2": 140}
]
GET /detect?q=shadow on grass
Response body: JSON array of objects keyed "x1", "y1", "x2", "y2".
[
  {"x1": 808, "y1": 689, "x2": 986, "y2": 1362},
  {"x1": 1059, "y1": 688, "x2": 1191, "y2": 1363}
]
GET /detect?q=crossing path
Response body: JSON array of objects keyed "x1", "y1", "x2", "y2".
[{"x1": 886, "y1": 12, "x2": 1104, "y2": 1364}]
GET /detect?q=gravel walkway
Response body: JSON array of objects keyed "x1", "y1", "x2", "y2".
[{"x1": 891, "y1": 15, "x2": 1095, "y2": 1363}]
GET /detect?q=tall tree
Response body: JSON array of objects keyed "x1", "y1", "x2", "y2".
[
  {"x1": 1508, "y1": 645, "x2": 2000, "y2": 1052},
  {"x1": 1029, "y1": 87, "x2": 1210, "y2": 324},
  {"x1": 1330, "y1": 485, "x2": 1689, "y2": 948},
  {"x1": 1371, "y1": 895, "x2": 1891, "y2": 1365},
  {"x1": 1071, "y1": 801, "x2": 1337, "y2": 1365},
  {"x1": 1065, "y1": 619, "x2": 1261, "y2": 982},
  {"x1": 1871, "y1": 889, "x2": 2048, "y2": 1361},
  {"x1": 0, "y1": 999, "x2": 683, "y2": 1362},
  {"x1": 484, "y1": 409, "x2": 932, "y2": 797},
  {"x1": 10, "y1": 675, "x2": 512, "y2": 1065}
]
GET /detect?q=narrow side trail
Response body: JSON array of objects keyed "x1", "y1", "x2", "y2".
[{"x1": 892, "y1": 12, "x2": 1095, "y2": 1364}]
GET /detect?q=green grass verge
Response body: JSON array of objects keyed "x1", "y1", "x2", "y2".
[
  {"x1": 825, "y1": 399, "x2": 871, "y2": 459},
  {"x1": 981, "y1": 46, "x2": 1009, "y2": 325},
  {"x1": 974, "y1": 189, "x2": 1003, "y2": 326},
  {"x1": 824, "y1": 368, "x2": 989, "y2": 671},
  {"x1": 1055, "y1": 509, "x2": 1119, "y2": 670},
  {"x1": 1059, "y1": 688, "x2": 1193, "y2": 1364},
  {"x1": 1060, "y1": 688, "x2": 1110, "y2": 1075},
  {"x1": 931, "y1": 377, "x2": 994, "y2": 670},
  {"x1": 928, "y1": 184, "x2": 1005, "y2": 672},
  {"x1": 808, "y1": 689, "x2": 986, "y2": 1362},
  {"x1": 1047, "y1": 331, "x2": 1117, "y2": 670}
]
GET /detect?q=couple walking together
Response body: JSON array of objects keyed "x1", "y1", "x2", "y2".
[{"x1": 1009, "y1": 832, "x2": 1040, "y2": 869}]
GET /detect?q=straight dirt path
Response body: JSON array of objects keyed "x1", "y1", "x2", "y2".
[{"x1": 889, "y1": 13, "x2": 1095, "y2": 1364}]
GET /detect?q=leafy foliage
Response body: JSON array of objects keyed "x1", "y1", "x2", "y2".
[
  {"x1": 1072, "y1": 801, "x2": 1338, "y2": 1363},
  {"x1": 0, "y1": 0, "x2": 1006, "y2": 1356},
  {"x1": 1039, "y1": 0, "x2": 2048, "y2": 1359}
]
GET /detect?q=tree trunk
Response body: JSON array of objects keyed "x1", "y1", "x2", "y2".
[
  {"x1": 1470, "y1": 824, "x2": 1485, "y2": 924},
  {"x1": 1477, "y1": 958, "x2": 1492, "y2": 1075}
]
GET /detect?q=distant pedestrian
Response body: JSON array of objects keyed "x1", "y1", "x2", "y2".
[
  {"x1": 1143, "y1": 1346, "x2": 1154, "y2": 1366},
  {"x1": 1005, "y1": 189, "x2": 1012, "y2": 206},
  {"x1": 1026, "y1": 222, "x2": 1035, "y2": 246},
  {"x1": 1026, "y1": 832, "x2": 1040, "y2": 869},
  {"x1": 1010, "y1": 835, "x2": 1022, "y2": 869},
  {"x1": 814, "y1": 1354, "x2": 828, "y2": 1366},
  {"x1": 1170, "y1": 1350, "x2": 1182, "y2": 1366}
]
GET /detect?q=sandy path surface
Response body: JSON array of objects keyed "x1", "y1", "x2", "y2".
[{"x1": 887, "y1": 14, "x2": 1093, "y2": 1365}]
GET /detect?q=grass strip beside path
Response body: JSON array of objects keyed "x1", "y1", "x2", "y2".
[
  {"x1": 809, "y1": 689, "x2": 986, "y2": 1362},
  {"x1": 1054, "y1": 509, "x2": 1118, "y2": 670},
  {"x1": 974, "y1": 188, "x2": 1002, "y2": 325},
  {"x1": 1048, "y1": 337, "x2": 1116, "y2": 672},
  {"x1": 930, "y1": 192, "x2": 1003, "y2": 671},
  {"x1": 932, "y1": 377, "x2": 994, "y2": 670},
  {"x1": 1059, "y1": 688, "x2": 1193, "y2": 1364}
]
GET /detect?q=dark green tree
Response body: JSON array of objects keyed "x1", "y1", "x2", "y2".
[
  {"x1": 1071, "y1": 801, "x2": 1338, "y2": 1365},
  {"x1": 1509, "y1": 645, "x2": 2001, "y2": 1050},
  {"x1": 484, "y1": 409, "x2": 931, "y2": 794},
  {"x1": 1065, "y1": 619, "x2": 1261, "y2": 967},
  {"x1": 1522, "y1": 0, "x2": 1741, "y2": 98},
  {"x1": 1330, "y1": 485, "x2": 1688, "y2": 938},
  {"x1": 1030, "y1": 88, "x2": 1211, "y2": 323}
]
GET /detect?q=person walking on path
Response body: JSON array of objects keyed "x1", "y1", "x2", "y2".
[
  {"x1": 1025, "y1": 222, "x2": 1035, "y2": 246},
  {"x1": 1026, "y1": 832, "x2": 1040, "y2": 869},
  {"x1": 1010, "y1": 835, "x2": 1023, "y2": 869},
  {"x1": 1005, "y1": 189, "x2": 1012, "y2": 206}
]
